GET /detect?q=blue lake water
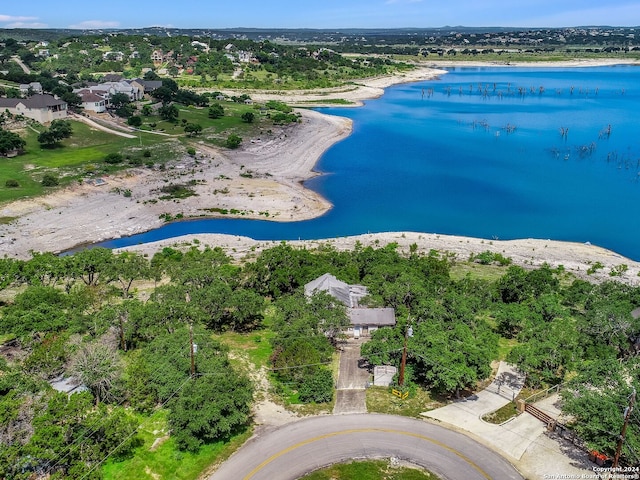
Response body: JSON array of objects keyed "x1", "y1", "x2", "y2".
[{"x1": 101, "y1": 66, "x2": 640, "y2": 260}]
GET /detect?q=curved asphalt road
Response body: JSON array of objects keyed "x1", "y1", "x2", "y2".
[{"x1": 210, "y1": 414, "x2": 524, "y2": 480}]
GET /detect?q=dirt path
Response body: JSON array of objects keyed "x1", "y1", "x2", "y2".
[{"x1": 69, "y1": 112, "x2": 137, "y2": 139}]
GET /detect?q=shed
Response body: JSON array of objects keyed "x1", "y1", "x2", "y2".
[{"x1": 373, "y1": 365, "x2": 397, "y2": 387}]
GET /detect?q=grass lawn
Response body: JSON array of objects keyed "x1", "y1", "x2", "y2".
[
  {"x1": 0, "y1": 120, "x2": 170, "y2": 204},
  {"x1": 366, "y1": 386, "x2": 443, "y2": 418},
  {"x1": 102, "y1": 410, "x2": 252, "y2": 480},
  {"x1": 449, "y1": 261, "x2": 510, "y2": 282},
  {"x1": 21, "y1": 121, "x2": 141, "y2": 168},
  {"x1": 217, "y1": 329, "x2": 274, "y2": 369},
  {"x1": 497, "y1": 337, "x2": 520, "y2": 361},
  {"x1": 0, "y1": 333, "x2": 16, "y2": 345},
  {"x1": 2, "y1": 97, "x2": 297, "y2": 204},
  {"x1": 482, "y1": 401, "x2": 520, "y2": 425},
  {"x1": 481, "y1": 386, "x2": 545, "y2": 425},
  {"x1": 299, "y1": 459, "x2": 440, "y2": 480},
  {"x1": 298, "y1": 99, "x2": 356, "y2": 105},
  {"x1": 139, "y1": 102, "x2": 266, "y2": 140}
]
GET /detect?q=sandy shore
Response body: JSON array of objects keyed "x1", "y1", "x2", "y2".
[
  {"x1": 115, "y1": 232, "x2": 640, "y2": 286},
  {"x1": 0, "y1": 109, "x2": 350, "y2": 258},
  {"x1": 1, "y1": 60, "x2": 639, "y2": 281},
  {"x1": 229, "y1": 66, "x2": 448, "y2": 107},
  {"x1": 423, "y1": 58, "x2": 640, "y2": 68}
]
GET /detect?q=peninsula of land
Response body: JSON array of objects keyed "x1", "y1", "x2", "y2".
[{"x1": 1, "y1": 60, "x2": 639, "y2": 283}]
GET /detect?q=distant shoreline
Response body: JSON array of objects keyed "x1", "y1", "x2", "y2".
[
  {"x1": 2, "y1": 60, "x2": 639, "y2": 277},
  {"x1": 115, "y1": 231, "x2": 640, "y2": 286}
]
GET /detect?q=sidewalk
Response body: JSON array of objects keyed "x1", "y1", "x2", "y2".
[{"x1": 421, "y1": 365, "x2": 593, "y2": 477}]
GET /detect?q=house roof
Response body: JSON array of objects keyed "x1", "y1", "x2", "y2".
[
  {"x1": 80, "y1": 92, "x2": 106, "y2": 103},
  {"x1": 305, "y1": 273, "x2": 353, "y2": 306},
  {"x1": 132, "y1": 78, "x2": 163, "y2": 91},
  {"x1": 19, "y1": 81, "x2": 42, "y2": 91},
  {"x1": 0, "y1": 94, "x2": 66, "y2": 109},
  {"x1": 305, "y1": 273, "x2": 370, "y2": 307},
  {"x1": 0, "y1": 98, "x2": 21, "y2": 108},
  {"x1": 348, "y1": 307, "x2": 396, "y2": 326},
  {"x1": 102, "y1": 73, "x2": 124, "y2": 82},
  {"x1": 23, "y1": 94, "x2": 67, "y2": 108}
]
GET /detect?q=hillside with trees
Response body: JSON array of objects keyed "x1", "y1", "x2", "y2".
[{"x1": 1, "y1": 241, "x2": 639, "y2": 477}]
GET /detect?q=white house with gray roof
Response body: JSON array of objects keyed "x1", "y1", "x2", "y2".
[
  {"x1": 0, "y1": 94, "x2": 67, "y2": 123},
  {"x1": 74, "y1": 81, "x2": 142, "y2": 102},
  {"x1": 78, "y1": 91, "x2": 107, "y2": 113},
  {"x1": 305, "y1": 273, "x2": 396, "y2": 338},
  {"x1": 19, "y1": 82, "x2": 43, "y2": 95}
]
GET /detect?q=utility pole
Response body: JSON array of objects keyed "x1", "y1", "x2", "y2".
[
  {"x1": 186, "y1": 291, "x2": 195, "y2": 378},
  {"x1": 398, "y1": 320, "x2": 413, "y2": 387},
  {"x1": 189, "y1": 322, "x2": 195, "y2": 378},
  {"x1": 613, "y1": 388, "x2": 636, "y2": 467}
]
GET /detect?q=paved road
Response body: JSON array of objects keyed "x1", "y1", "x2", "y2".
[
  {"x1": 11, "y1": 56, "x2": 30, "y2": 74},
  {"x1": 333, "y1": 339, "x2": 369, "y2": 414},
  {"x1": 210, "y1": 414, "x2": 524, "y2": 480}
]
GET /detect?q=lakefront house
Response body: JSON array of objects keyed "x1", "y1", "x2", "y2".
[
  {"x1": 304, "y1": 273, "x2": 396, "y2": 338},
  {"x1": 0, "y1": 94, "x2": 68, "y2": 123}
]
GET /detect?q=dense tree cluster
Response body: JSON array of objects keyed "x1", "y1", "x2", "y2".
[{"x1": 1, "y1": 241, "x2": 640, "y2": 471}]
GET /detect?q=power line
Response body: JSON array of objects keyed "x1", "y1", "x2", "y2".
[
  {"x1": 43, "y1": 338, "x2": 194, "y2": 477},
  {"x1": 79, "y1": 376, "x2": 193, "y2": 480}
]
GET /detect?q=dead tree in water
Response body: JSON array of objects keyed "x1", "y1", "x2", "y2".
[
  {"x1": 599, "y1": 124, "x2": 612, "y2": 139},
  {"x1": 559, "y1": 127, "x2": 569, "y2": 139}
]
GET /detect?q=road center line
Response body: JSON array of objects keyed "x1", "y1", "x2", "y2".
[{"x1": 243, "y1": 427, "x2": 492, "y2": 480}]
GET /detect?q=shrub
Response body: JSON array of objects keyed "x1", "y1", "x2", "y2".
[
  {"x1": 241, "y1": 111, "x2": 255, "y2": 123},
  {"x1": 5, "y1": 179, "x2": 19, "y2": 188},
  {"x1": 143, "y1": 150, "x2": 152, "y2": 158},
  {"x1": 127, "y1": 115, "x2": 142, "y2": 127},
  {"x1": 41, "y1": 174, "x2": 59, "y2": 187},
  {"x1": 265, "y1": 100, "x2": 293, "y2": 113},
  {"x1": 225, "y1": 134, "x2": 242, "y2": 149},
  {"x1": 104, "y1": 153, "x2": 124, "y2": 164},
  {"x1": 298, "y1": 368, "x2": 334, "y2": 403},
  {"x1": 186, "y1": 147, "x2": 196, "y2": 156},
  {"x1": 208, "y1": 104, "x2": 224, "y2": 119}
]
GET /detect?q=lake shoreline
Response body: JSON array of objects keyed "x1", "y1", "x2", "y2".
[
  {"x1": 114, "y1": 231, "x2": 640, "y2": 286},
  {"x1": 2, "y1": 59, "x2": 640, "y2": 277}
]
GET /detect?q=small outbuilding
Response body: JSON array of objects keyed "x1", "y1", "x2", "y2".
[{"x1": 373, "y1": 365, "x2": 398, "y2": 387}]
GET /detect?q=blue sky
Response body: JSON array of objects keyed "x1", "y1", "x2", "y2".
[{"x1": 1, "y1": 1, "x2": 639, "y2": 30}]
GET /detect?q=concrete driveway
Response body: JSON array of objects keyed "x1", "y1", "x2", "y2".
[
  {"x1": 422, "y1": 363, "x2": 593, "y2": 477},
  {"x1": 333, "y1": 339, "x2": 369, "y2": 414}
]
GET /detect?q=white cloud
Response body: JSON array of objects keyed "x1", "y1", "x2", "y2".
[
  {"x1": 0, "y1": 14, "x2": 39, "y2": 22},
  {"x1": 68, "y1": 20, "x2": 120, "y2": 29},
  {"x1": 6, "y1": 22, "x2": 47, "y2": 28}
]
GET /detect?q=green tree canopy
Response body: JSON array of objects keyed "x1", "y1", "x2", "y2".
[
  {"x1": 158, "y1": 103, "x2": 179, "y2": 122},
  {"x1": 208, "y1": 103, "x2": 224, "y2": 119},
  {"x1": 0, "y1": 128, "x2": 26, "y2": 155}
]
